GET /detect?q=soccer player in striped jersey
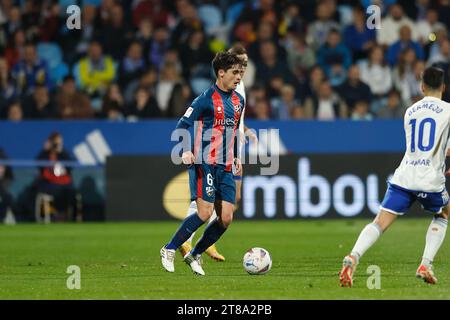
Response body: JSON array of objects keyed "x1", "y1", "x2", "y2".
[
  {"x1": 161, "y1": 51, "x2": 244, "y2": 275},
  {"x1": 340, "y1": 67, "x2": 450, "y2": 287},
  {"x1": 179, "y1": 45, "x2": 257, "y2": 262}
]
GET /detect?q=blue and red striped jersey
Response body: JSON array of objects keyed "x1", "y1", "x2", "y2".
[{"x1": 177, "y1": 83, "x2": 245, "y2": 171}]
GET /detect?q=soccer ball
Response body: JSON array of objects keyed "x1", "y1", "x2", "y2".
[{"x1": 243, "y1": 247, "x2": 272, "y2": 275}]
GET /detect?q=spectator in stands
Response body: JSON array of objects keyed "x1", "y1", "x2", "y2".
[
  {"x1": 55, "y1": 75, "x2": 94, "y2": 120},
  {"x1": 304, "y1": 80, "x2": 347, "y2": 120},
  {"x1": 377, "y1": 3, "x2": 417, "y2": 47},
  {"x1": 0, "y1": 147, "x2": 14, "y2": 223},
  {"x1": 405, "y1": 60, "x2": 426, "y2": 104},
  {"x1": 249, "y1": 20, "x2": 284, "y2": 63},
  {"x1": 99, "y1": 3, "x2": 133, "y2": 60},
  {"x1": 6, "y1": 100, "x2": 23, "y2": 121},
  {"x1": 118, "y1": 41, "x2": 147, "y2": 91},
  {"x1": 351, "y1": 100, "x2": 373, "y2": 120},
  {"x1": 336, "y1": 64, "x2": 372, "y2": 111},
  {"x1": 179, "y1": 29, "x2": 214, "y2": 80},
  {"x1": 77, "y1": 41, "x2": 116, "y2": 99},
  {"x1": 392, "y1": 47, "x2": 418, "y2": 105},
  {"x1": 165, "y1": 82, "x2": 192, "y2": 118},
  {"x1": 270, "y1": 84, "x2": 301, "y2": 120},
  {"x1": 438, "y1": 0, "x2": 450, "y2": 30},
  {"x1": 255, "y1": 40, "x2": 296, "y2": 89},
  {"x1": 376, "y1": 89, "x2": 406, "y2": 119},
  {"x1": 0, "y1": 57, "x2": 16, "y2": 118},
  {"x1": 149, "y1": 25, "x2": 171, "y2": 70},
  {"x1": 304, "y1": 65, "x2": 326, "y2": 102},
  {"x1": 427, "y1": 38, "x2": 450, "y2": 67},
  {"x1": 135, "y1": 18, "x2": 153, "y2": 62},
  {"x1": 359, "y1": 45, "x2": 392, "y2": 113},
  {"x1": 416, "y1": 8, "x2": 446, "y2": 46},
  {"x1": 155, "y1": 62, "x2": 184, "y2": 117},
  {"x1": 3, "y1": 29, "x2": 26, "y2": 69},
  {"x1": 22, "y1": 84, "x2": 57, "y2": 119},
  {"x1": 1, "y1": 6, "x2": 21, "y2": 40},
  {"x1": 34, "y1": 132, "x2": 78, "y2": 221},
  {"x1": 171, "y1": 0, "x2": 203, "y2": 48},
  {"x1": 11, "y1": 42, "x2": 50, "y2": 95},
  {"x1": 343, "y1": 6, "x2": 376, "y2": 61},
  {"x1": 285, "y1": 32, "x2": 316, "y2": 76},
  {"x1": 100, "y1": 83, "x2": 126, "y2": 120},
  {"x1": 132, "y1": 0, "x2": 169, "y2": 29},
  {"x1": 387, "y1": 25, "x2": 425, "y2": 66},
  {"x1": 39, "y1": 2, "x2": 62, "y2": 42},
  {"x1": 253, "y1": 98, "x2": 271, "y2": 120},
  {"x1": 245, "y1": 84, "x2": 267, "y2": 118},
  {"x1": 428, "y1": 26, "x2": 448, "y2": 63},
  {"x1": 126, "y1": 86, "x2": 161, "y2": 119},
  {"x1": 306, "y1": 1, "x2": 340, "y2": 51},
  {"x1": 317, "y1": 29, "x2": 352, "y2": 87}
]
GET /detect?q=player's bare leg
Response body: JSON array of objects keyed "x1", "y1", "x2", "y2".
[
  {"x1": 416, "y1": 205, "x2": 449, "y2": 284},
  {"x1": 340, "y1": 209, "x2": 397, "y2": 287},
  {"x1": 182, "y1": 198, "x2": 214, "y2": 275}
]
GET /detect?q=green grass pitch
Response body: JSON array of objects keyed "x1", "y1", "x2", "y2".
[{"x1": 1, "y1": 219, "x2": 449, "y2": 299}]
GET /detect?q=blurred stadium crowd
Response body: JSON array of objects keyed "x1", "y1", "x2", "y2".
[{"x1": 0, "y1": 0, "x2": 450, "y2": 122}]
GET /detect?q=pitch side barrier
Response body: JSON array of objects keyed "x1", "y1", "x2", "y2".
[{"x1": 105, "y1": 154, "x2": 445, "y2": 221}]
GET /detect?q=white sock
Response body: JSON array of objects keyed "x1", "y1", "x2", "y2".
[
  {"x1": 421, "y1": 217, "x2": 448, "y2": 267},
  {"x1": 185, "y1": 201, "x2": 197, "y2": 245},
  {"x1": 350, "y1": 223, "x2": 382, "y2": 264}
]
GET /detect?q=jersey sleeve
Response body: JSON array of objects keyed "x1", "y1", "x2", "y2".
[{"x1": 177, "y1": 95, "x2": 206, "y2": 128}]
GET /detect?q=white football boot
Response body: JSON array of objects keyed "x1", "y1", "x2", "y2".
[
  {"x1": 184, "y1": 253, "x2": 205, "y2": 276},
  {"x1": 160, "y1": 246, "x2": 175, "y2": 273}
]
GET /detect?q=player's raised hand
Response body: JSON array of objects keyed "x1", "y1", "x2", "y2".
[{"x1": 182, "y1": 151, "x2": 195, "y2": 165}]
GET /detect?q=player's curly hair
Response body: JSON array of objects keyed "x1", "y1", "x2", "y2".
[{"x1": 211, "y1": 51, "x2": 242, "y2": 77}]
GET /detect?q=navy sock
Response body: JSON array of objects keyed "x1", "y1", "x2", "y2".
[
  {"x1": 192, "y1": 219, "x2": 227, "y2": 256},
  {"x1": 166, "y1": 214, "x2": 204, "y2": 250}
]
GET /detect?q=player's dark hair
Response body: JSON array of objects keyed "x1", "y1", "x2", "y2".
[
  {"x1": 422, "y1": 67, "x2": 444, "y2": 90},
  {"x1": 212, "y1": 51, "x2": 242, "y2": 77},
  {"x1": 228, "y1": 44, "x2": 247, "y2": 56}
]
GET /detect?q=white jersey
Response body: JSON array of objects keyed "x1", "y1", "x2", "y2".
[
  {"x1": 235, "y1": 81, "x2": 246, "y2": 159},
  {"x1": 390, "y1": 96, "x2": 450, "y2": 192}
]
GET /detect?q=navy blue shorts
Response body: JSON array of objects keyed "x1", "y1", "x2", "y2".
[
  {"x1": 381, "y1": 182, "x2": 449, "y2": 215},
  {"x1": 189, "y1": 164, "x2": 236, "y2": 204}
]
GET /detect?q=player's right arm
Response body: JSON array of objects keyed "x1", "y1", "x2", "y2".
[{"x1": 175, "y1": 95, "x2": 206, "y2": 165}]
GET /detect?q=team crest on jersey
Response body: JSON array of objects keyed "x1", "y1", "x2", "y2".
[
  {"x1": 234, "y1": 104, "x2": 242, "y2": 113},
  {"x1": 206, "y1": 186, "x2": 214, "y2": 197}
]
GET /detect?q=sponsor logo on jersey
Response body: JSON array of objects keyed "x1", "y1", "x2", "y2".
[
  {"x1": 214, "y1": 118, "x2": 238, "y2": 127},
  {"x1": 206, "y1": 186, "x2": 214, "y2": 197}
]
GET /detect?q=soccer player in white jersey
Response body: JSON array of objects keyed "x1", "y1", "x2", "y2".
[
  {"x1": 179, "y1": 45, "x2": 257, "y2": 261},
  {"x1": 339, "y1": 67, "x2": 450, "y2": 287}
]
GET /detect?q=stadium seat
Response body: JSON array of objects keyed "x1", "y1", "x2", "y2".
[
  {"x1": 226, "y1": 1, "x2": 245, "y2": 27},
  {"x1": 37, "y1": 42, "x2": 69, "y2": 86}
]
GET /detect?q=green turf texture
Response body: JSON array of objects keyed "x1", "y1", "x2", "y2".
[{"x1": 1, "y1": 219, "x2": 449, "y2": 299}]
